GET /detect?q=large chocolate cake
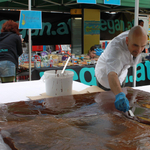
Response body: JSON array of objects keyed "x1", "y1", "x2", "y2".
[{"x1": 0, "y1": 87, "x2": 150, "y2": 149}]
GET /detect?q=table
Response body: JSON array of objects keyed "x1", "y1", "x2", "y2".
[
  {"x1": 0, "y1": 84, "x2": 150, "y2": 149},
  {"x1": 19, "y1": 63, "x2": 34, "y2": 69},
  {"x1": 31, "y1": 61, "x2": 150, "y2": 87},
  {"x1": 0, "y1": 80, "x2": 89, "y2": 104},
  {"x1": 1, "y1": 78, "x2": 150, "y2": 103}
]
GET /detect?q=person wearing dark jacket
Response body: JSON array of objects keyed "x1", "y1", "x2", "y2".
[{"x1": 0, "y1": 20, "x2": 23, "y2": 83}]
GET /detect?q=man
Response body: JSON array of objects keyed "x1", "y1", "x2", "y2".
[
  {"x1": 84, "y1": 46, "x2": 103, "y2": 61},
  {"x1": 138, "y1": 19, "x2": 144, "y2": 27},
  {"x1": 95, "y1": 26, "x2": 147, "y2": 112},
  {"x1": 138, "y1": 19, "x2": 149, "y2": 53}
]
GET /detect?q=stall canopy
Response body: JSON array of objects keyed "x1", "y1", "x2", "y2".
[{"x1": 0, "y1": 0, "x2": 150, "y2": 14}]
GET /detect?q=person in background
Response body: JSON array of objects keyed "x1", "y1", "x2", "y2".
[
  {"x1": 138, "y1": 19, "x2": 147, "y2": 53},
  {"x1": 138, "y1": 19, "x2": 144, "y2": 27},
  {"x1": 0, "y1": 20, "x2": 23, "y2": 83},
  {"x1": 84, "y1": 46, "x2": 103, "y2": 61},
  {"x1": 138, "y1": 19, "x2": 150, "y2": 53},
  {"x1": 95, "y1": 26, "x2": 147, "y2": 113}
]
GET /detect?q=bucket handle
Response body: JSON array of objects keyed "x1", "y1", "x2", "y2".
[
  {"x1": 41, "y1": 74, "x2": 58, "y2": 82},
  {"x1": 41, "y1": 75, "x2": 46, "y2": 82}
]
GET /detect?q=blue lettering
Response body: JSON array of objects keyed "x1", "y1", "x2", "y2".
[
  {"x1": 127, "y1": 21, "x2": 133, "y2": 30},
  {"x1": 129, "y1": 75, "x2": 133, "y2": 82},
  {"x1": 40, "y1": 22, "x2": 52, "y2": 35},
  {"x1": 145, "y1": 61, "x2": 150, "y2": 80},
  {"x1": 100, "y1": 19, "x2": 107, "y2": 31},
  {"x1": 39, "y1": 72, "x2": 44, "y2": 77},
  {"x1": 115, "y1": 19, "x2": 120, "y2": 31},
  {"x1": 19, "y1": 29, "x2": 26, "y2": 39},
  {"x1": 136, "y1": 63, "x2": 145, "y2": 82},
  {"x1": 107, "y1": 20, "x2": 115, "y2": 34},
  {"x1": 120, "y1": 20, "x2": 124, "y2": 31},
  {"x1": 57, "y1": 22, "x2": 69, "y2": 35},
  {"x1": 0, "y1": 20, "x2": 7, "y2": 31},
  {"x1": 67, "y1": 19, "x2": 71, "y2": 31},
  {"x1": 0, "y1": 49, "x2": 8, "y2": 52},
  {"x1": 79, "y1": 68, "x2": 96, "y2": 86}
]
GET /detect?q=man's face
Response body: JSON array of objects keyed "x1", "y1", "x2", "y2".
[
  {"x1": 139, "y1": 22, "x2": 144, "y2": 27},
  {"x1": 126, "y1": 34, "x2": 147, "y2": 57},
  {"x1": 89, "y1": 50, "x2": 96, "y2": 58}
]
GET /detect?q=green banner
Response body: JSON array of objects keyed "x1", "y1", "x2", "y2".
[{"x1": 0, "y1": 0, "x2": 10, "y2": 2}]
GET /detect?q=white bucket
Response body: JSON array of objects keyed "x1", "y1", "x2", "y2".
[{"x1": 43, "y1": 70, "x2": 74, "y2": 97}]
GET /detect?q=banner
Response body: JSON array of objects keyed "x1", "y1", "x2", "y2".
[
  {"x1": 104, "y1": 0, "x2": 120, "y2": 5},
  {"x1": 100, "y1": 12, "x2": 134, "y2": 40},
  {"x1": 77, "y1": 0, "x2": 96, "y2": 4},
  {"x1": 0, "y1": 10, "x2": 134, "y2": 44},
  {"x1": 19, "y1": 10, "x2": 42, "y2": 29},
  {"x1": 84, "y1": 21, "x2": 100, "y2": 35},
  {"x1": 0, "y1": 10, "x2": 71, "y2": 45}
]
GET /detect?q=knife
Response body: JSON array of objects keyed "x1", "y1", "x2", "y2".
[
  {"x1": 128, "y1": 91, "x2": 138, "y2": 117},
  {"x1": 128, "y1": 109, "x2": 134, "y2": 117}
]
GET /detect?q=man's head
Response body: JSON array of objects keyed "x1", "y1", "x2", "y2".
[
  {"x1": 89, "y1": 46, "x2": 97, "y2": 58},
  {"x1": 126, "y1": 25, "x2": 147, "y2": 57},
  {"x1": 138, "y1": 20, "x2": 144, "y2": 27}
]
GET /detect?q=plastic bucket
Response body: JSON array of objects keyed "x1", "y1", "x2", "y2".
[{"x1": 43, "y1": 70, "x2": 74, "y2": 97}]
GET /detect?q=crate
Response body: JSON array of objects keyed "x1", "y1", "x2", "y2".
[{"x1": 32, "y1": 45, "x2": 43, "y2": 51}]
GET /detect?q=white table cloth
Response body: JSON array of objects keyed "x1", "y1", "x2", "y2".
[
  {"x1": 0, "y1": 80, "x2": 89, "y2": 104},
  {"x1": 0, "y1": 80, "x2": 150, "y2": 104}
]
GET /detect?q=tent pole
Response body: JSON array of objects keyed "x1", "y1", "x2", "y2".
[
  {"x1": 28, "y1": 0, "x2": 32, "y2": 81},
  {"x1": 134, "y1": 0, "x2": 139, "y2": 26},
  {"x1": 133, "y1": 0, "x2": 139, "y2": 87}
]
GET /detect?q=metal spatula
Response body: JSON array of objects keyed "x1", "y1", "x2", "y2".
[{"x1": 128, "y1": 109, "x2": 134, "y2": 117}]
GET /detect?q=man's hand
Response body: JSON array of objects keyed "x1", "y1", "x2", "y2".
[
  {"x1": 115, "y1": 92, "x2": 129, "y2": 112},
  {"x1": 94, "y1": 48, "x2": 104, "y2": 56}
]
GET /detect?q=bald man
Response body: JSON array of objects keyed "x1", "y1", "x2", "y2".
[{"x1": 95, "y1": 26, "x2": 147, "y2": 112}]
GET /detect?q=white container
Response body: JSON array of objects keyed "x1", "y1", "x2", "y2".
[{"x1": 43, "y1": 70, "x2": 74, "y2": 97}]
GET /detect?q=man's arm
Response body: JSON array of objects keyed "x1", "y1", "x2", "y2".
[
  {"x1": 108, "y1": 71, "x2": 122, "y2": 95},
  {"x1": 108, "y1": 71, "x2": 129, "y2": 112}
]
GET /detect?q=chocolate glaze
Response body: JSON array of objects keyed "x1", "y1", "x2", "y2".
[{"x1": 0, "y1": 87, "x2": 150, "y2": 149}]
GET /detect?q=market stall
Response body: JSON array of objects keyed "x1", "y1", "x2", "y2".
[{"x1": 0, "y1": 1, "x2": 150, "y2": 149}]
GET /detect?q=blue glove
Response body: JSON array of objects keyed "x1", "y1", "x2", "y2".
[
  {"x1": 115, "y1": 92, "x2": 129, "y2": 112},
  {"x1": 94, "y1": 48, "x2": 104, "y2": 56}
]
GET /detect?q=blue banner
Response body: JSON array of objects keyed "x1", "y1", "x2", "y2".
[
  {"x1": 19, "y1": 10, "x2": 42, "y2": 29},
  {"x1": 84, "y1": 21, "x2": 100, "y2": 35},
  {"x1": 104, "y1": 0, "x2": 120, "y2": 5},
  {"x1": 77, "y1": 0, "x2": 96, "y2": 4}
]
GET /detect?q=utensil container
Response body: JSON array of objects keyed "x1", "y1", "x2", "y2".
[{"x1": 43, "y1": 70, "x2": 74, "y2": 97}]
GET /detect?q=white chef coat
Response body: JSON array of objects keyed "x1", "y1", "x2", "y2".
[{"x1": 95, "y1": 30, "x2": 142, "y2": 89}]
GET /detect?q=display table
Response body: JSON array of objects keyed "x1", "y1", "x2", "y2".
[
  {"x1": 19, "y1": 63, "x2": 34, "y2": 69},
  {"x1": 31, "y1": 61, "x2": 150, "y2": 87}
]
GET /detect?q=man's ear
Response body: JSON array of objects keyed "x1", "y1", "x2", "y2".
[{"x1": 126, "y1": 37, "x2": 129, "y2": 45}]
